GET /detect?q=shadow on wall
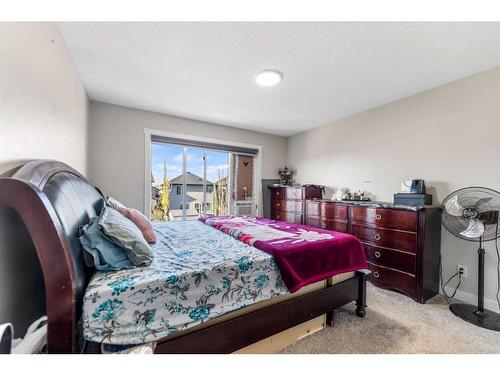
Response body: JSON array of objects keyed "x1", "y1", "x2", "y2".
[
  {"x1": 425, "y1": 181, "x2": 451, "y2": 204},
  {"x1": 323, "y1": 186, "x2": 335, "y2": 200},
  {"x1": 0, "y1": 161, "x2": 46, "y2": 335},
  {"x1": 0, "y1": 159, "x2": 35, "y2": 177}
]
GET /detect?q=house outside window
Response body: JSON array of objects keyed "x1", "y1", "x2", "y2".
[
  {"x1": 151, "y1": 143, "x2": 229, "y2": 221},
  {"x1": 150, "y1": 139, "x2": 258, "y2": 221}
]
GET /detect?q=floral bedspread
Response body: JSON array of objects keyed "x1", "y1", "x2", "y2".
[{"x1": 82, "y1": 220, "x2": 288, "y2": 345}]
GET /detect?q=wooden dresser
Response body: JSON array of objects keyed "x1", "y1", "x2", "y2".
[
  {"x1": 269, "y1": 185, "x2": 323, "y2": 224},
  {"x1": 305, "y1": 200, "x2": 441, "y2": 303}
]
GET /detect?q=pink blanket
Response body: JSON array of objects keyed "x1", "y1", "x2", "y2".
[{"x1": 199, "y1": 216, "x2": 367, "y2": 293}]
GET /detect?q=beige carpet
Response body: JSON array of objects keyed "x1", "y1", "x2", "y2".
[{"x1": 280, "y1": 284, "x2": 500, "y2": 354}]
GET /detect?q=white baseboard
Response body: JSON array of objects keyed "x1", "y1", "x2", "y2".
[{"x1": 442, "y1": 287, "x2": 500, "y2": 313}]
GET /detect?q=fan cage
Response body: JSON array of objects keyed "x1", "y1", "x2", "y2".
[{"x1": 441, "y1": 186, "x2": 500, "y2": 243}]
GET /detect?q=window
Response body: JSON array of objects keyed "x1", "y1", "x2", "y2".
[
  {"x1": 147, "y1": 131, "x2": 260, "y2": 221},
  {"x1": 151, "y1": 143, "x2": 230, "y2": 221}
]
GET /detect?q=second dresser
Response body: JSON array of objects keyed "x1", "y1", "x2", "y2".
[
  {"x1": 269, "y1": 185, "x2": 323, "y2": 224},
  {"x1": 305, "y1": 200, "x2": 441, "y2": 303}
]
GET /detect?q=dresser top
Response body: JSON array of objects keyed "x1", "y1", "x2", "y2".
[
  {"x1": 307, "y1": 199, "x2": 439, "y2": 211},
  {"x1": 268, "y1": 184, "x2": 322, "y2": 188}
]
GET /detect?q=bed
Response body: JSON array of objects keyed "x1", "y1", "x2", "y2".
[
  {"x1": 0, "y1": 160, "x2": 368, "y2": 353},
  {"x1": 83, "y1": 219, "x2": 290, "y2": 346}
]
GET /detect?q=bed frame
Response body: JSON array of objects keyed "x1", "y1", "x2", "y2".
[{"x1": 0, "y1": 160, "x2": 367, "y2": 354}]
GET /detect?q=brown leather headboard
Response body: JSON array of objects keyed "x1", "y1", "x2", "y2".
[{"x1": 0, "y1": 160, "x2": 104, "y2": 353}]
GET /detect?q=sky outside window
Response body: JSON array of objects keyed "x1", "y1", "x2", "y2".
[{"x1": 151, "y1": 143, "x2": 228, "y2": 184}]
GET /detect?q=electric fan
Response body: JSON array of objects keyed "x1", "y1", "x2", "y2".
[{"x1": 441, "y1": 187, "x2": 500, "y2": 331}]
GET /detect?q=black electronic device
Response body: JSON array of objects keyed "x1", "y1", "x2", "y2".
[{"x1": 401, "y1": 179, "x2": 426, "y2": 194}]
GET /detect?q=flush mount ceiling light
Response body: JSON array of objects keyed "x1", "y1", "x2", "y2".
[{"x1": 255, "y1": 70, "x2": 283, "y2": 87}]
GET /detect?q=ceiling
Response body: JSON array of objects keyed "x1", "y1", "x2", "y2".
[{"x1": 58, "y1": 22, "x2": 500, "y2": 136}]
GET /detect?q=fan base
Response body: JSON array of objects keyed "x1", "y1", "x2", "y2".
[{"x1": 450, "y1": 303, "x2": 500, "y2": 331}]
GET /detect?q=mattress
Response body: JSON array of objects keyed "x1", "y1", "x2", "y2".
[
  {"x1": 82, "y1": 220, "x2": 289, "y2": 345},
  {"x1": 159, "y1": 271, "x2": 355, "y2": 348}
]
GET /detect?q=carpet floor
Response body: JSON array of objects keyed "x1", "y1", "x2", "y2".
[{"x1": 280, "y1": 284, "x2": 500, "y2": 354}]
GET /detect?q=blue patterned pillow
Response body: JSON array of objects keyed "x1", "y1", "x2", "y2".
[
  {"x1": 98, "y1": 206, "x2": 154, "y2": 266},
  {"x1": 79, "y1": 217, "x2": 134, "y2": 271}
]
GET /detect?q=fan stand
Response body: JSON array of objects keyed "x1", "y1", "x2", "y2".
[{"x1": 449, "y1": 237, "x2": 500, "y2": 331}]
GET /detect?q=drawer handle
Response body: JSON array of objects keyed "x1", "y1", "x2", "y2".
[
  {"x1": 276, "y1": 214, "x2": 280, "y2": 219},
  {"x1": 374, "y1": 233, "x2": 381, "y2": 241},
  {"x1": 374, "y1": 251, "x2": 381, "y2": 258},
  {"x1": 373, "y1": 271, "x2": 380, "y2": 278},
  {"x1": 321, "y1": 208, "x2": 326, "y2": 214},
  {"x1": 321, "y1": 223, "x2": 326, "y2": 229},
  {"x1": 375, "y1": 214, "x2": 382, "y2": 220},
  {"x1": 277, "y1": 202, "x2": 280, "y2": 207},
  {"x1": 276, "y1": 192, "x2": 280, "y2": 196}
]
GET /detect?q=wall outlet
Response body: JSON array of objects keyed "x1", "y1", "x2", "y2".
[{"x1": 457, "y1": 265, "x2": 468, "y2": 278}]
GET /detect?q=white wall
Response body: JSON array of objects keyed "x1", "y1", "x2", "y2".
[
  {"x1": 0, "y1": 22, "x2": 88, "y2": 175},
  {"x1": 0, "y1": 22, "x2": 89, "y2": 332},
  {"x1": 88, "y1": 101, "x2": 287, "y2": 212},
  {"x1": 288, "y1": 66, "x2": 500, "y2": 311}
]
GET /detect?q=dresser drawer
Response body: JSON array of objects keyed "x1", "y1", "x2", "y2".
[
  {"x1": 285, "y1": 187, "x2": 304, "y2": 200},
  {"x1": 306, "y1": 201, "x2": 321, "y2": 216},
  {"x1": 272, "y1": 211, "x2": 302, "y2": 224},
  {"x1": 306, "y1": 216, "x2": 349, "y2": 233},
  {"x1": 364, "y1": 244, "x2": 416, "y2": 274},
  {"x1": 351, "y1": 207, "x2": 417, "y2": 232},
  {"x1": 273, "y1": 199, "x2": 303, "y2": 213},
  {"x1": 320, "y1": 203, "x2": 348, "y2": 220},
  {"x1": 321, "y1": 219, "x2": 349, "y2": 233},
  {"x1": 352, "y1": 224, "x2": 417, "y2": 253},
  {"x1": 306, "y1": 201, "x2": 348, "y2": 219},
  {"x1": 367, "y1": 262, "x2": 416, "y2": 296},
  {"x1": 271, "y1": 187, "x2": 286, "y2": 199}
]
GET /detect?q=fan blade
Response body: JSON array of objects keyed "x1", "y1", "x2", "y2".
[
  {"x1": 478, "y1": 210, "x2": 499, "y2": 225},
  {"x1": 460, "y1": 219, "x2": 485, "y2": 238},
  {"x1": 474, "y1": 197, "x2": 493, "y2": 212},
  {"x1": 445, "y1": 196, "x2": 464, "y2": 217},
  {"x1": 474, "y1": 197, "x2": 493, "y2": 211}
]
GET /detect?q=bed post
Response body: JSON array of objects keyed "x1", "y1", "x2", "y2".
[
  {"x1": 326, "y1": 311, "x2": 335, "y2": 326},
  {"x1": 326, "y1": 271, "x2": 366, "y2": 326},
  {"x1": 355, "y1": 271, "x2": 367, "y2": 317}
]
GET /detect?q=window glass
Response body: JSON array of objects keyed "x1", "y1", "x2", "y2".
[
  {"x1": 151, "y1": 143, "x2": 230, "y2": 220},
  {"x1": 150, "y1": 143, "x2": 183, "y2": 221}
]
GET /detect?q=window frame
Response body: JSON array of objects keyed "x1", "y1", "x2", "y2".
[{"x1": 144, "y1": 128, "x2": 263, "y2": 218}]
